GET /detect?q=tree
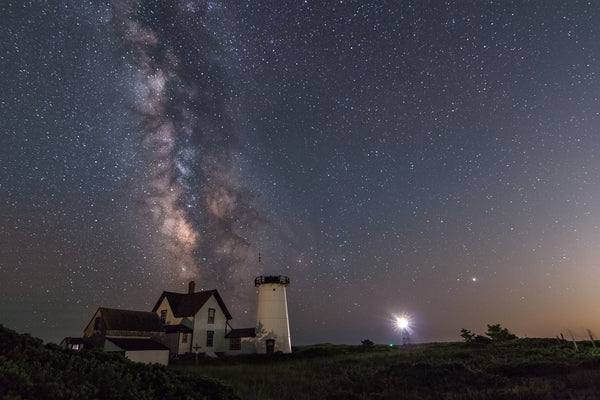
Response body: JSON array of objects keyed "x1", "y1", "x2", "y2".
[
  {"x1": 361, "y1": 339, "x2": 374, "y2": 348},
  {"x1": 486, "y1": 324, "x2": 518, "y2": 342},
  {"x1": 473, "y1": 335, "x2": 492, "y2": 344},
  {"x1": 460, "y1": 329, "x2": 475, "y2": 343},
  {"x1": 250, "y1": 321, "x2": 278, "y2": 352}
]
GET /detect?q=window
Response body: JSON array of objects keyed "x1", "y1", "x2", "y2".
[
  {"x1": 206, "y1": 331, "x2": 214, "y2": 347},
  {"x1": 71, "y1": 344, "x2": 80, "y2": 351},
  {"x1": 93, "y1": 317, "x2": 100, "y2": 330},
  {"x1": 208, "y1": 308, "x2": 215, "y2": 324},
  {"x1": 160, "y1": 310, "x2": 167, "y2": 324},
  {"x1": 182, "y1": 333, "x2": 188, "y2": 343},
  {"x1": 229, "y1": 337, "x2": 241, "y2": 351}
]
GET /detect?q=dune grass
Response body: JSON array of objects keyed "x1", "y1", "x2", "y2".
[{"x1": 174, "y1": 340, "x2": 600, "y2": 399}]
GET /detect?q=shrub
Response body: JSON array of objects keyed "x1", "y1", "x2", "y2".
[
  {"x1": 486, "y1": 324, "x2": 518, "y2": 342},
  {"x1": 0, "y1": 324, "x2": 238, "y2": 400},
  {"x1": 460, "y1": 329, "x2": 476, "y2": 343},
  {"x1": 468, "y1": 335, "x2": 491, "y2": 345}
]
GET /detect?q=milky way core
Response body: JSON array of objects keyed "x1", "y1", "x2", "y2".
[{"x1": 116, "y1": 1, "x2": 259, "y2": 286}]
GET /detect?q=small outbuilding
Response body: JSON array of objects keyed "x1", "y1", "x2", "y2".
[
  {"x1": 224, "y1": 327, "x2": 256, "y2": 355},
  {"x1": 83, "y1": 307, "x2": 169, "y2": 365},
  {"x1": 60, "y1": 337, "x2": 85, "y2": 351},
  {"x1": 104, "y1": 337, "x2": 170, "y2": 365}
]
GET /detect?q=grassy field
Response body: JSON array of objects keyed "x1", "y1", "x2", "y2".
[
  {"x1": 174, "y1": 340, "x2": 600, "y2": 399},
  {"x1": 4, "y1": 323, "x2": 600, "y2": 399}
]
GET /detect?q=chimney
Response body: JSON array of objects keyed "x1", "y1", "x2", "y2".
[{"x1": 188, "y1": 281, "x2": 195, "y2": 294}]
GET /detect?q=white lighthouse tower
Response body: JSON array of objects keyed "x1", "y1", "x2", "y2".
[{"x1": 255, "y1": 275, "x2": 291, "y2": 354}]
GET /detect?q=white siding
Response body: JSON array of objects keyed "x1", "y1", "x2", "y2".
[{"x1": 192, "y1": 295, "x2": 229, "y2": 353}]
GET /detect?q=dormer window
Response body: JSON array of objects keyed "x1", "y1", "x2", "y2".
[{"x1": 208, "y1": 308, "x2": 215, "y2": 324}]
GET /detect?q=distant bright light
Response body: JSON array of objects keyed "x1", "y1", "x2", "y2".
[{"x1": 396, "y1": 316, "x2": 409, "y2": 329}]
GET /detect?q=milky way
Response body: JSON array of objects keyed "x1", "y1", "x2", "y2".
[
  {"x1": 2, "y1": 0, "x2": 600, "y2": 345},
  {"x1": 114, "y1": 0, "x2": 261, "y2": 287}
]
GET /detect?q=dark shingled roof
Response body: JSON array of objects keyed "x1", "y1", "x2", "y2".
[
  {"x1": 105, "y1": 337, "x2": 169, "y2": 351},
  {"x1": 61, "y1": 337, "x2": 85, "y2": 345},
  {"x1": 165, "y1": 324, "x2": 193, "y2": 333},
  {"x1": 152, "y1": 289, "x2": 232, "y2": 320},
  {"x1": 98, "y1": 308, "x2": 165, "y2": 332},
  {"x1": 225, "y1": 328, "x2": 256, "y2": 338}
]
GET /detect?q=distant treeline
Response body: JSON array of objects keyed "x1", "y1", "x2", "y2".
[{"x1": 0, "y1": 324, "x2": 238, "y2": 400}]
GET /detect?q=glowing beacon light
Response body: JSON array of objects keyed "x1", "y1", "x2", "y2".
[
  {"x1": 394, "y1": 314, "x2": 411, "y2": 345},
  {"x1": 396, "y1": 317, "x2": 409, "y2": 330}
]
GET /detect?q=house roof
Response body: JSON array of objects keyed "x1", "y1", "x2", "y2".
[
  {"x1": 165, "y1": 324, "x2": 194, "y2": 333},
  {"x1": 151, "y1": 289, "x2": 232, "y2": 320},
  {"x1": 225, "y1": 328, "x2": 256, "y2": 338},
  {"x1": 105, "y1": 337, "x2": 169, "y2": 351},
  {"x1": 94, "y1": 308, "x2": 165, "y2": 332},
  {"x1": 60, "y1": 337, "x2": 85, "y2": 345}
]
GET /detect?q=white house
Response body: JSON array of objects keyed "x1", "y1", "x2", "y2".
[
  {"x1": 151, "y1": 281, "x2": 256, "y2": 357},
  {"x1": 69, "y1": 276, "x2": 290, "y2": 362}
]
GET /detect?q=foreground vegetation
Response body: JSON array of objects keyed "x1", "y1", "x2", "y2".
[
  {"x1": 176, "y1": 340, "x2": 600, "y2": 399},
  {"x1": 4, "y1": 323, "x2": 600, "y2": 399},
  {"x1": 0, "y1": 325, "x2": 237, "y2": 400}
]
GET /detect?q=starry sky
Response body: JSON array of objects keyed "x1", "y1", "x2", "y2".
[{"x1": 2, "y1": 0, "x2": 600, "y2": 345}]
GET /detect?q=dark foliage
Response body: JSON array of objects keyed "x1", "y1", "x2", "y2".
[
  {"x1": 486, "y1": 324, "x2": 518, "y2": 342},
  {"x1": 489, "y1": 361, "x2": 574, "y2": 377},
  {"x1": 0, "y1": 325, "x2": 238, "y2": 400},
  {"x1": 460, "y1": 328, "x2": 476, "y2": 343},
  {"x1": 461, "y1": 324, "x2": 517, "y2": 345},
  {"x1": 474, "y1": 334, "x2": 493, "y2": 344},
  {"x1": 460, "y1": 330, "x2": 492, "y2": 345}
]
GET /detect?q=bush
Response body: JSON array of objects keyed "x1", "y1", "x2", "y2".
[
  {"x1": 474, "y1": 335, "x2": 493, "y2": 345},
  {"x1": 460, "y1": 329, "x2": 475, "y2": 343},
  {"x1": 0, "y1": 324, "x2": 238, "y2": 400},
  {"x1": 486, "y1": 324, "x2": 518, "y2": 342},
  {"x1": 461, "y1": 324, "x2": 518, "y2": 345}
]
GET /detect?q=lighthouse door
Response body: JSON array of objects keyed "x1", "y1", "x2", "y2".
[{"x1": 265, "y1": 339, "x2": 275, "y2": 354}]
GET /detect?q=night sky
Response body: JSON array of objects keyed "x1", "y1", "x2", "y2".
[{"x1": 2, "y1": 1, "x2": 600, "y2": 345}]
